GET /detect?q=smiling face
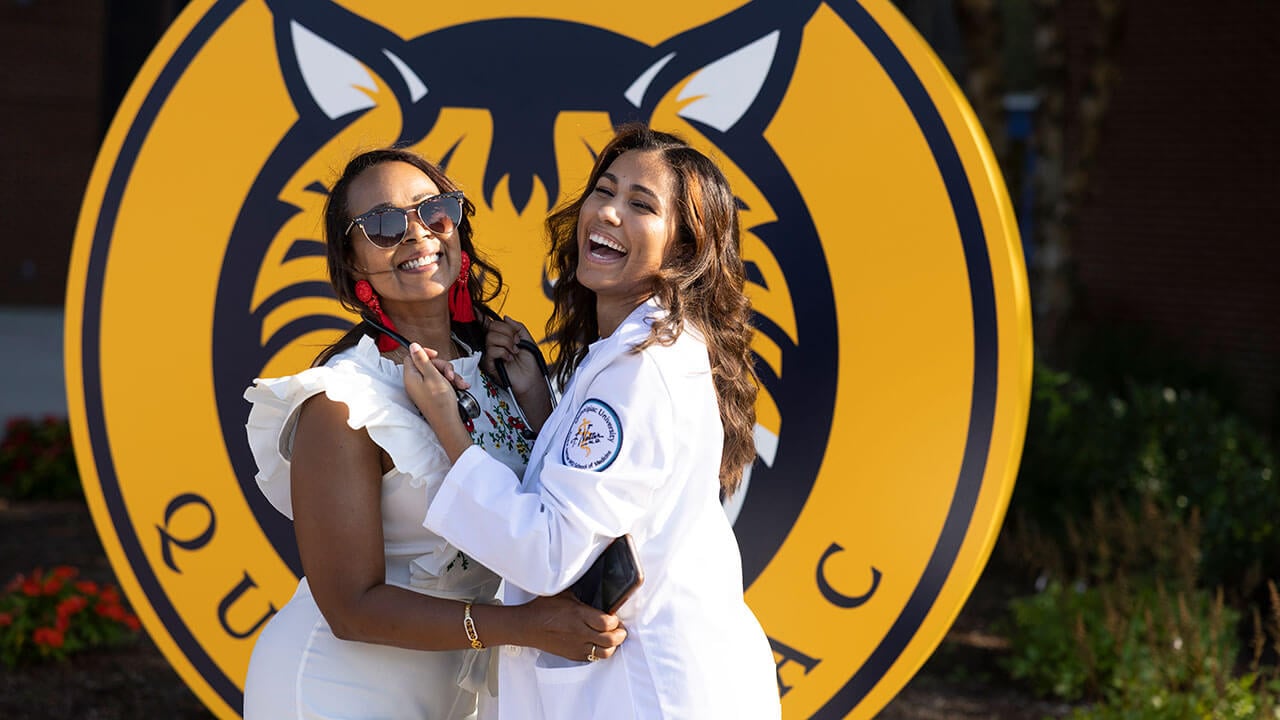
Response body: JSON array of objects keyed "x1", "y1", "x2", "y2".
[
  {"x1": 345, "y1": 160, "x2": 460, "y2": 320},
  {"x1": 576, "y1": 149, "x2": 680, "y2": 334}
]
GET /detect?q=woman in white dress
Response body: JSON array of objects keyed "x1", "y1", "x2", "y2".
[
  {"x1": 241, "y1": 148, "x2": 625, "y2": 720},
  {"x1": 403, "y1": 125, "x2": 782, "y2": 718}
]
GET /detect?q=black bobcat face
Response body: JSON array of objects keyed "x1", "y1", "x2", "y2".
[{"x1": 213, "y1": 0, "x2": 836, "y2": 585}]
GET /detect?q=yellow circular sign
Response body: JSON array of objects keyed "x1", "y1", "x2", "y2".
[{"x1": 67, "y1": 1, "x2": 1031, "y2": 717}]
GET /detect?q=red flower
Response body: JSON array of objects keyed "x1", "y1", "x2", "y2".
[
  {"x1": 99, "y1": 586, "x2": 121, "y2": 604},
  {"x1": 41, "y1": 576, "x2": 64, "y2": 595},
  {"x1": 123, "y1": 614, "x2": 141, "y2": 631},
  {"x1": 51, "y1": 566, "x2": 78, "y2": 581},
  {"x1": 5, "y1": 573, "x2": 23, "y2": 593},
  {"x1": 32, "y1": 627, "x2": 65, "y2": 649},
  {"x1": 21, "y1": 578, "x2": 41, "y2": 597},
  {"x1": 95, "y1": 602, "x2": 128, "y2": 622},
  {"x1": 74, "y1": 580, "x2": 99, "y2": 595},
  {"x1": 57, "y1": 596, "x2": 88, "y2": 618},
  {"x1": 0, "y1": 612, "x2": 12, "y2": 627}
]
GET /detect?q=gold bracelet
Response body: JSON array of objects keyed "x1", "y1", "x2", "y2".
[{"x1": 463, "y1": 602, "x2": 484, "y2": 650}]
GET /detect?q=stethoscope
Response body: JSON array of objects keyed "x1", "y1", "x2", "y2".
[
  {"x1": 361, "y1": 312, "x2": 556, "y2": 439},
  {"x1": 492, "y1": 335, "x2": 558, "y2": 440}
]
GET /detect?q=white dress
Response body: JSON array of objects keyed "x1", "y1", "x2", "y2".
[{"x1": 240, "y1": 335, "x2": 531, "y2": 720}]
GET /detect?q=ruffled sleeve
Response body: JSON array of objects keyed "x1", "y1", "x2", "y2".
[{"x1": 242, "y1": 336, "x2": 449, "y2": 519}]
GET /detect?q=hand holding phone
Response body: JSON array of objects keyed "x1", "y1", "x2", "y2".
[{"x1": 571, "y1": 535, "x2": 644, "y2": 614}]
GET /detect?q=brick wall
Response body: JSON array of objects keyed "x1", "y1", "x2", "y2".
[
  {"x1": 0, "y1": 0, "x2": 104, "y2": 306},
  {"x1": 1066, "y1": 0, "x2": 1279, "y2": 429}
]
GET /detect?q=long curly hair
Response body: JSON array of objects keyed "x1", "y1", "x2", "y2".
[
  {"x1": 314, "y1": 147, "x2": 505, "y2": 366},
  {"x1": 545, "y1": 124, "x2": 758, "y2": 495}
]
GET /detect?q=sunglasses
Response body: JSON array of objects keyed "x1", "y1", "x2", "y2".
[{"x1": 346, "y1": 191, "x2": 465, "y2": 249}]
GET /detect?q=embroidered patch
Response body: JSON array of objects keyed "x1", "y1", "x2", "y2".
[{"x1": 562, "y1": 399, "x2": 622, "y2": 471}]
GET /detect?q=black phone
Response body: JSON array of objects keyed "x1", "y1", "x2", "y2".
[{"x1": 570, "y1": 534, "x2": 644, "y2": 614}]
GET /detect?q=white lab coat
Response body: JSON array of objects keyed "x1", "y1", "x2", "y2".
[{"x1": 425, "y1": 298, "x2": 781, "y2": 719}]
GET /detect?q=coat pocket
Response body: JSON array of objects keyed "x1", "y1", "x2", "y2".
[{"x1": 532, "y1": 653, "x2": 635, "y2": 718}]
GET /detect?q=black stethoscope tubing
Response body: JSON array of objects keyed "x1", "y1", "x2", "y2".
[
  {"x1": 494, "y1": 337, "x2": 558, "y2": 440},
  {"x1": 360, "y1": 314, "x2": 482, "y2": 423},
  {"x1": 361, "y1": 312, "x2": 556, "y2": 438}
]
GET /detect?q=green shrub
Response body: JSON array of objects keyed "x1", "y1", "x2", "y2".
[
  {"x1": 1012, "y1": 363, "x2": 1279, "y2": 591},
  {"x1": 1002, "y1": 576, "x2": 1280, "y2": 716},
  {"x1": 1001, "y1": 511, "x2": 1228, "y2": 706},
  {"x1": 1002, "y1": 579, "x2": 1113, "y2": 700},
  {"x1": 1091, "y1": 585, "x2": 1249, "y2": 718},
  {"x1": 0, "y1": 416, "x2": 81, "y2": 501},
  {"x1": 1001, "y1": 495, "x2": 1202, "y2": 702},
  {"x1": 999, "y1": 483, "x2": 1280, "y2": 718},
  {"x1": 1012, "y1": 364, "x2": 1136, "y2": 531},
  {"x1": 1121, "y1": 383, "x2": 1280, "y2": 591},
  {"x1": 1068, "y1": 675, "x2": 1280, "y2": 720},
  {"x1": 1002, "y1": 360, "x2": 1280, "y2": 717},
  {"x1": 1003, "y1": 495, "x2": 1201, "y2": 606}
]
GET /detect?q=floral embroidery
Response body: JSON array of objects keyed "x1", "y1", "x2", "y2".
[
  {"x1": 466, "y1": 374, "x2": 532, "y2": 462},
  {"x1": 445, "y1": 551, "x2": 472, "y2": 572}
]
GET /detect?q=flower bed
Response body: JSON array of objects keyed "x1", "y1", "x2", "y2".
[{"x1": 0, "y1": 565, "x2": 140, "y2": 667}]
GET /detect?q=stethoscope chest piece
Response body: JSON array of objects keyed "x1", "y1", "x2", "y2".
[{"x1": 455, "y1": 387, "x2": 481, "y2": 423}]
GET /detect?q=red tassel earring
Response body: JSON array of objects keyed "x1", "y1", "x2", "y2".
[
  {"x1": 354, "y1": 280, "x2": 400, "y2": 352},
  {"x1": 448, "y1": 251, "x2": 476, "y2": 323}
]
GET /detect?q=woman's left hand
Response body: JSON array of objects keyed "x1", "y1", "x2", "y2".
[
  {"x1": 482, "y1": 315, "x2": 552, "y2": 431},
  {"x1": 516, "y1": 592, "x2": 627, "y2": 662},
  {"x1": 404, "y1": 343, "x2": 473, "y2": 462}
]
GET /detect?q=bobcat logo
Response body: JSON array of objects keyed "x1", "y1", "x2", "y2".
[
  {"x1": 67, "y1": 1, "x2": 1030, "y2": 718},
  {"x1": 213, "y1": 0, "x2": 833, "y2": 585}
]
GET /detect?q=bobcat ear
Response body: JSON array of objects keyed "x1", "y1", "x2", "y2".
[
  {"x1": 288, "y1": 20, "x2": 378, "y2": 120},
  {"x1": 626, "y1": 31, "x2": 781, "y2": 132},
  {"x1": 287, "y1": 21, "x2": 429, "y2": 121},
  {"x1": 623, "y1": 1, "x2": 820, "y2": 134},
  {"x1": 671, "y1": 31, "x2": 779, "y2": 132},
  {"x1": 269, "y1": 0, "x2": 429, "y2": 122}
]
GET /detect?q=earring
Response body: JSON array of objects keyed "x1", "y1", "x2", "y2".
[
  {"x1": 354, "y1": 280, "x2": 400, "y2": 352},
  {"x1": 448, "y1": 251, "x2": 476, "y2": 323}
]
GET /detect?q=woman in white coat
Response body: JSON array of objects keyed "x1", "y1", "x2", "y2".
[{"x1": 404, "y1": 124, "x2": 782, "y2": 718}]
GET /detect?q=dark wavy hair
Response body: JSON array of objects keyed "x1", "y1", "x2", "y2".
[
  {"x1": 545, "y1": 124, "x2": 759, "y2": 494},
  {"x1": 314, "y1": 147, "x2": 504, "y2": 366}
]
